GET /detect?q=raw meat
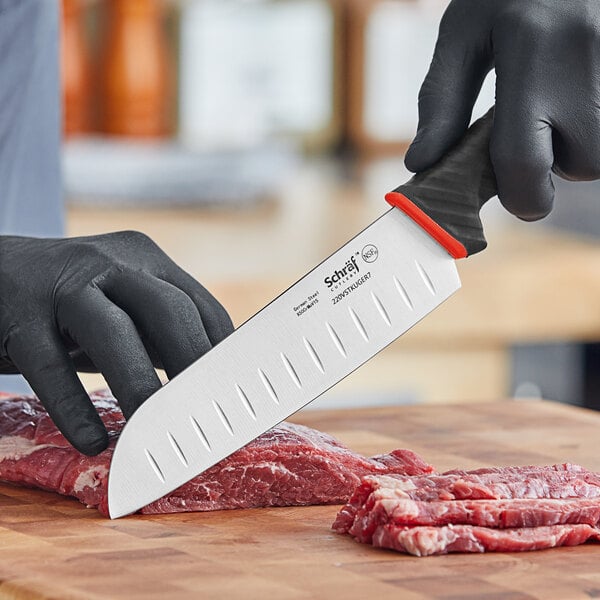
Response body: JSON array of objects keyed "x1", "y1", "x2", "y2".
[
  {"x1": 334, "y1": 464, "x2": 600, "y2": 555},
  {"x1": 346, "y1": 497, "x2": 600, "y2": 543},
  {"x1": 333, "y1": 465, "x2": 600, "y2": 536},
  {"x1": 0, "y1": 391, "x2": 433, "y2": 515},
  {"x1": 137, "y1": 426, "x2": 432, "y2": 516},
  {"x1": 371, "y1": 523, "x2": 600, "y2": 556}
]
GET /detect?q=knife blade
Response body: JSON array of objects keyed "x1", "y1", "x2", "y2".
[{"x1": 107, "y1": 108, "x2": 497, "y2": 518}]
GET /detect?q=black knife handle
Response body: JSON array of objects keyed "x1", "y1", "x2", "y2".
[{"x1": 385, "y1": 107, "x2": 497, "y2": 258}]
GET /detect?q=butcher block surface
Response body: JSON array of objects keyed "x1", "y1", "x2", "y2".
[{"x1": 1, "y1": 399, "x2": 600, "y2": 600}]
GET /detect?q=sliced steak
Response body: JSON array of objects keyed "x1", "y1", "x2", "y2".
[
  {"x1": 333, "y1": 465, "x2": 600, "y2": 535},
  {"x1": 334, "y1": 465, "x2": 600, "y2": 555},
  {"x1": 0, "y1": 392, "x2": 433, "y2": 515},
  {"x1": 371, "y1": 523, "x2": 600, "y2": 556},
  {"x1": 347, "y1": 497, "x2": 600, "y2": 543}
]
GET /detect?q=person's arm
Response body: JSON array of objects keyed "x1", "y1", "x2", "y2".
[
  {"x1": 0, "y1": 0, "x2": 63, "y2": 237},
  {"x1": 0, "y1": 2, "x2": 234, "y2": 456},
  {"x1": 0, "y1": 233, "x2": 234, "y2": 455},
  {"x1": 405, "y1": 0, "x2": 600, "y2": 220}
]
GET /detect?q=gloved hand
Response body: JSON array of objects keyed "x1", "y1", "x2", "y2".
[
  {"x1": 0, "y1": 231, "x2": 234, "y2": 455},
  {"x1": 405, "y1": 0, "x2": 600, "y2": 221}
]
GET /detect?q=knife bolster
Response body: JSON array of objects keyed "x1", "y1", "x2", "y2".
[{"x1": 385, "y1": 191, "x2": 468, "y2": 260}]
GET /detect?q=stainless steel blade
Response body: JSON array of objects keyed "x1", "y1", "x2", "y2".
[{"x1": 107, "y1": 207, "x2": 461, "y2": 518}]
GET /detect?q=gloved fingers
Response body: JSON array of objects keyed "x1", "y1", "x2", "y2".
[
  {"x1": 404, "y1": 1, "x2": 493, "y2": 173},
  {"x1": 57, "y1": 287, "x2": 162, "y2": 419},
  {"x1": 68, "y1": 348, "x2": 99, "y2": 373},
  {"x1": 102, "y1": 270, "x2": 213, "y2": 379},
  {"x1": 5, "y1": 327, "x2": 108, "y2": 455},
  {"x1": 551, "y1": 112, "x2": 600, "y2": 182},
  {"x1": 491, "y1": 103, "x2": 555, "y2": 221},
  {"x1": 161, "y1": 269, "x2": 234, "y2": 347},
  {"x1": 0, "y1": 360, "x2": 20, "y2": 375},
  {"x1": 100, "y1": 233, "x2": 233, "y2": 346}
]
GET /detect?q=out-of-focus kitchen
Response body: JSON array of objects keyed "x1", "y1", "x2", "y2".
[
  {"x1": 61, "y1": 0, "x2": 600, "y2": 411},
  {"x1": 3, "y1": 2, "x2": 600, "y2": 598}
]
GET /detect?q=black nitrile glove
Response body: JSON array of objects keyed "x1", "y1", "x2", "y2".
[
  {"x1": 0, "y1": 232, "x2": 234, "y2": 455},
  {"x1": 405, "y1": 0, "x2": 600, "y2": 221}
]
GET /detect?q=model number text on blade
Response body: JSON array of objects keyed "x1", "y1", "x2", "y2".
[
  {"x1": 331, "y1": 271, "x2": 372, "y2": 305},
  {"x1": 293, "y1": 291, "x2": 320, "y2": 317}
]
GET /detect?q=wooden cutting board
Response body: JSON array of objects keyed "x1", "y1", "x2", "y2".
[{"x1": 1, "y1": 399, "x2": 600, "y2": 600}]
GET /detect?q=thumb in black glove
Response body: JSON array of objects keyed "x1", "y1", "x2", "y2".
[
  {"x1": 405, "y1": 0, "x2": 600, "y2": 221},
  {"x1": 0, "y1": 231, "x2": 234, "y2": 455}
]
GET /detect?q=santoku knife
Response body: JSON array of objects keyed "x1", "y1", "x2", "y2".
[{"x1": 107, "y1": 108, "x2": 497, "y2": 518}]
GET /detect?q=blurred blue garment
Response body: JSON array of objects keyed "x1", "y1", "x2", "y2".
[{"x1": 0, "y1": 0, "x2": 63, "y2": 393}]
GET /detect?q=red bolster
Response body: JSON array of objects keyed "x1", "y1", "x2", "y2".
[{"x1": 385, "y1": 191, "x2": 467, "y2": 259}]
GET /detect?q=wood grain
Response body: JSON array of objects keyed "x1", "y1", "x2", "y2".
[{"x1": 1, "y1": 399, "x2": 600, "y2": 599}]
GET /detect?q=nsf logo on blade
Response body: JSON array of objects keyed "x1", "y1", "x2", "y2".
[
  {"x1": 323, "y1": 245, "x2": 380, "y2": 290},
  {"x1": 361, "y1": 244, "x2": 379, "y2": 263}
]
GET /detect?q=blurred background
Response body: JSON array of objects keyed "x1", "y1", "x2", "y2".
[{"x1": 62, "y1": 0, "x2": 600, "y2": 411}]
